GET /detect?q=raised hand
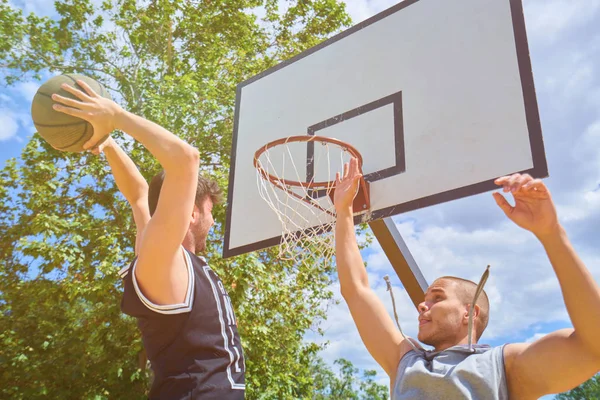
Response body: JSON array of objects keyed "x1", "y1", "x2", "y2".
[
  {"x1": 493, "y1": 173, "x2": 559, "y2": 237},
  {"x1": 333, "y1": 157, "x2": 362, "y2": 214},
  {"x1": 51, "y1": 80, "x2": 122, "y2": 150}
]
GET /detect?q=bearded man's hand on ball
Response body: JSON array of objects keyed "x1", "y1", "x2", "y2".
[{"x1": 51, "y1": 79, "x2": 123, "y2": 151}]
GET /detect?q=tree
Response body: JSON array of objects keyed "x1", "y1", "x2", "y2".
[
  {"x1": 310, "y1": 357, "x2": 389, "y2": 400},
  {"x1": 556, "y1": 375, "x2": 600, "y2": 400},
  {"x1": 0, "y1": 0, "x2": 369, "y2": 398}
]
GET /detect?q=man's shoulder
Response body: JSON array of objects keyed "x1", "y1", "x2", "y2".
[
  {"x1": 503, "y1": 341, "x2": 539, "y2": 374},
  {"x1": 181, "y1": 248, "x2": 210, "y2": 268},
  {"x1": 501, "y1": 342, "x2": 543, "y2": 399}
]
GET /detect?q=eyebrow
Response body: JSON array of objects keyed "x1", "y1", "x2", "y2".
[{"x1": 425, "y1": 288, "x2": 446, "y2": 296}]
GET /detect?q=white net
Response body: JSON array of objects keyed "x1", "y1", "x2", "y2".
[{"x1": 254, "y1": 137, "x2": 357, "y2": 265}]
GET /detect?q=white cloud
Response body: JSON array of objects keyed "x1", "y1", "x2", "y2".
[
  {"x1": 8, "y1": 0, "x2": 57, "y2": 17},
  {"x1": 0, "y1": 84, "x2": 34, "y2": 141},
  {"x1": 538, "y1": 49, "x2": 599, "y2": 113},
  {"x1": 588, "y1": 92, "x2": 600, "y2": 113},
  {"x1": 559, "y1": 187, "x2": 600, "y2": 223},
  {"x1": 0, "y1": 109, "x2": 21, "y2": 141},
  {"x1": 10, "y1": 0, "x2": 106, "y2": 17},
  {"x1": 310, "y1": 273, "x2": 419, "y2": 389},
  {"x1": 563, "y1": 62, "x2": 595, "y2": 99},
  {"x1": 395, "y1": 217, "x2": 575, "y2": 338},
  {"x1": 15, "y1": 81, "x2": 40, "y2": 102},
  {"x1": 524, "y1": 0, "x2": 600, "y2": 46},
  {"x1": 342, "y1": 0, "x2": 399, "y2": 23},
  {"x1": 571, "y1": 120, "x2": 600, "y2": 180},
  {"x1": 526, "y1": 332, "x2": 548, "y2": 343}
]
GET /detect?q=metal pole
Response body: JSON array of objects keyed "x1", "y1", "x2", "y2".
[{"x1": 368, "y1": 217, "x2": 428, "y2": 308}]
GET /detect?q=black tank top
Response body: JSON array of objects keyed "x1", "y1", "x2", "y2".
[{"x1": 120, "y1": 248, "x2": 245, "y2": 399}]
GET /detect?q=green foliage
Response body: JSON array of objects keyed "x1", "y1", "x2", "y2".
[
  {"x1": 556, "y1": 374, "x2": 600, "y2": 400},
  {"x1": 0, "y1": 0, "x2": 383, "y2": 398},
  {"x1": 310, "y1": 357, "x2": 389, "y2": 399}
]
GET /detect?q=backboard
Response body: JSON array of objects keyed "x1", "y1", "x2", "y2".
[{"x1": 223, "y1": 0, "x2": 547, "y2": 258}]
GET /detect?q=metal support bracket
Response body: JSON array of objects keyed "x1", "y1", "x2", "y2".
[{"x1": 368, "y1": 217, "x2": 428, "y2": 308}]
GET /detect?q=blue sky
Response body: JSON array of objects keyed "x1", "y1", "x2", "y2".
[{"x1": 2, "y1": 0, "x2": 599, "y2": 398}]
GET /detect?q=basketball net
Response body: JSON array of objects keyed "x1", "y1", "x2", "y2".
[{"x1": 254, "y1": 136, "x2": 369, "y2": 266}]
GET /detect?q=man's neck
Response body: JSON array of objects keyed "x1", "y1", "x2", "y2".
[
  {"x1": 433, "y1": 335, "x2": 476, "y2": 352},
  {"x1": 182, "y1": 234, "x2": 196, "y2": 254}
]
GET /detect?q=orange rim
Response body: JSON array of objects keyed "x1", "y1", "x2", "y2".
[{"x1": 253, "y1": 135, "x2": 364, "y2": 188}]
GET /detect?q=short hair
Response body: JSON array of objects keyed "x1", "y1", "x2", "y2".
[
  {"x1": 148, "y1": 170, "x2": 223, "y2": 216},
  {"x1": 435, "y1": 276, "x2": 490, "y2": 341}
]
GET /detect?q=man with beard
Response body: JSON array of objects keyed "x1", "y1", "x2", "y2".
[
  {"x1": 333, "y1": 157, "x2": 600, "y2": 399},
  {"x1": 52, "y1": 80, "x2": 245, "y2": 399}
]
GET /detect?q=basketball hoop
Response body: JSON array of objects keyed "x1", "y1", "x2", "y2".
[{"x1": 253, "y1": 135, "x2": 370, "y2": 263}]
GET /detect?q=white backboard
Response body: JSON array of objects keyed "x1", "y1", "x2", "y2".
[{"x1": 224, "y1": 0, "x2": 547, "y2": 257}]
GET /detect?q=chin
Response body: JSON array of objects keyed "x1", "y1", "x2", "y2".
[
  {"x1": 417, "y1": 330, "x2": 437, "y2": 347},
  {"x1": 195, "y1": 240, "x2": 207, "y2": 253}
]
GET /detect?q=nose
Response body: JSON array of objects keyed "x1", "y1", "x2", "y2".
[{"x1": 417, "y1": 301, "x2": 429, "y2": 314}]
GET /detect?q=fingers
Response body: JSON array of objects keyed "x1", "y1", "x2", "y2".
[
  {"x1": 522, "y1": 179, "x2": 548, "y2": 193},
  {"x1": 339, "y1": 158, "x2": 363, "y2": 184},
  {"x1": 60, "y1": 82, "x2": 94, "y2": 102},
  {"x1": 335, "y1": 172, "x2": 341, "y2": 184},
  {"x1": 494, "y1": 173, "x2": 534, "y2": 193},
  {"x1": 74, "y1": 80, "x2": 99, "y2": 98},
  {"x1": 349, "y1": 157, "x2": 359, "y2": 177},
  {"x1": 52, "y1": 103, "x2": 87, "y2": 118},
  {"x1": 343, "y1": 157, "x2": 361, "y2": 178},
  {"x1": 492, "y1": 192, "x2": 513, "y2": 216},
  {"x1": 52, "y1": 93, "x2": 91, "y2": 110},
  {"x1": 511, "y1": 175, "x2": 532, "y2": 192}
]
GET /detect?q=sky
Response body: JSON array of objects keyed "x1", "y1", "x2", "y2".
[{"x1": 2, "y1": 0, "x2": 600, "y2": 398}]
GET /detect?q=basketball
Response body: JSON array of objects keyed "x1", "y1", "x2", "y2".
[{"x1": 31, "y1": 73, "x2": 111, "y2": 152}]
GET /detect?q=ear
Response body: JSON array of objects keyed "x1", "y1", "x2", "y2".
[
  {"x1": 463, "y1": 304, "x2": 481, "y2": 325},
  {"x1": 191, "y1": 204, "x2": 200, "y2": 223}
]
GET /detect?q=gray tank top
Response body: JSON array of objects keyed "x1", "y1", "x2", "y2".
[{"x1": 392, "y1": 344, "x2": 508, "y2": 400}]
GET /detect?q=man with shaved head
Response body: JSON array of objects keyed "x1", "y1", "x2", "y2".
[
  {"x1": 333, "y1": 158, "x2": 600, "y2": 399},
  {"x1": 418, "y1": 276, "x2": 490, "y2": 348}
]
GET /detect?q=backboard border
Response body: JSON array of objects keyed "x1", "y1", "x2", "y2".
[
  {"x1": 306, "y1": 90, "x2": 405, "y2": 189},
  {"x1": 223, "y1": 0, "x2": 547, "y2": 258}
]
